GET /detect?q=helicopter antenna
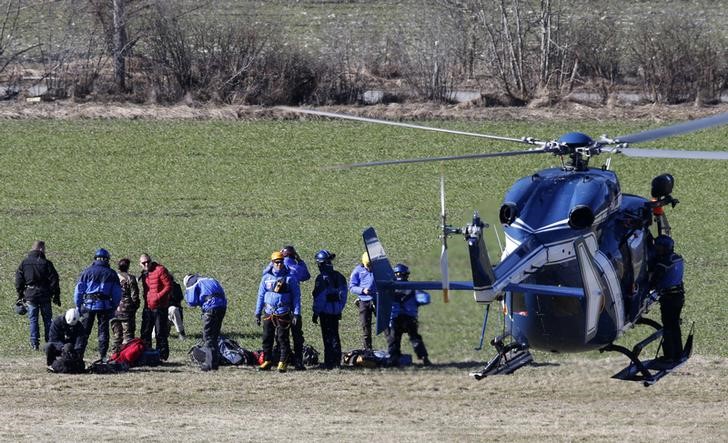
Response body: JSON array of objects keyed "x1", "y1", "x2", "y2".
[{"x1": 492, "y1": 223, "x2": 504, "y2": 254}]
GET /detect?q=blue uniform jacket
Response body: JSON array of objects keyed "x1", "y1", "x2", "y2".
[
  {"x1": 312, "y1": 270, "x2": 347, "y2": 315},
  {"x1": 255, "y1": 267, "x2": 301, "y2": 316},
  {"x1": 390, "y1": 289, "x2": 419, "y2": 320},
  {"x1": 348, "y1": 264, "x2": 376, "y2": 302},
  {"x1": 651, "y1": 253, "x2": 684, "y2": 290},
  {"x1": 73, "y1": 261, "x2": 122, "y2": 311},
  {"x1": 185, "y1": 277, "x2": 227, "y2": 312},
  {"x1": 262, "y1": 257, "x2": 311, "y2": 282}
]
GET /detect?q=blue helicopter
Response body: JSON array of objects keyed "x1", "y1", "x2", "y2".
[{"x1": 284, "y1": 107, "x2": 728, "y2": 385}]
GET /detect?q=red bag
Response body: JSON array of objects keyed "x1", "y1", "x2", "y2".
[{"x1": 111, "y1": 338, "x2": 145, "y2": 366}]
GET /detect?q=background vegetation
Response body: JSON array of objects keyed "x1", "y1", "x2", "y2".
[
  {"x1": 2, "y1": 117, "x2": 727, "y2": 362},
  {"x1": 2, "y1": 0, "x2": 728, "y2": 106}
]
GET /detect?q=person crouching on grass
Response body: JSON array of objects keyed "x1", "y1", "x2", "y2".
[
  {"x1": 183, "y1": 274, "x2": 227, "y2": 371},
  {"x1": 255, "y1": 251, "x2": 301, "y2": 373}
]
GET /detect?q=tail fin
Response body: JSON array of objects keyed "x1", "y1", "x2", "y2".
[
  {"x1": 363, "y1": 227, "x2": 395, "y2": 334},
  {"x1": 464, "y1": 212, "x2": 496, "y2": 296}
]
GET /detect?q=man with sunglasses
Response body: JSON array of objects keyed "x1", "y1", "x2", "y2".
[
  {"x1": 138, "y1": 253, "x2": 173, "y2": 361},
  {"x1": 255, "y1": 251, "x2": 301, "y2": 372}
]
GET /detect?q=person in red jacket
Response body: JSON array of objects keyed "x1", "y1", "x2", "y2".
[{"x1": 138, "y1": 253, "x2": 172, "y2": 361}]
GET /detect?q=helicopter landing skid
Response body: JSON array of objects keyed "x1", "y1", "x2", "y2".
[
  {"x1": 470, "y1": 340, "x2": 533, "y2": 380},
  {"x1": 602, "y1": 324, "x2": 694, "y2": 387}
]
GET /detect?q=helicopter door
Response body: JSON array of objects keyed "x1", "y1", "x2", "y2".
[{"x1": 574, "y1": 238, "x2": 603, "y2": 341}]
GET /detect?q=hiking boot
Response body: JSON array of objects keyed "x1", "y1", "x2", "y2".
[
  {"x1": 277, "y1": 361, "x2": 288, "y2": 373},
  {"x1": 47, "y1": 365, "x2": 55, "y2": 373},
  {"x1": 258, "y1": 360, "x2": 273, "y2": 371},
  {"x1": 31, "y1": 344, "x2": 40, "y2": 351},
  {"x1": 422, "y1": 356, "x2": 432, "y2": 367}
]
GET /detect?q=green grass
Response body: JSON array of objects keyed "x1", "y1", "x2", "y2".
[{"x1": 1, "y1": 117, "x2": 727, "y2": 362}]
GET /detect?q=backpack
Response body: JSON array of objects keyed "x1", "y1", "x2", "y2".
[
  {"x1": 188, "y1": 342, "x2": 207, "y2": 366},
  {"x1": 87, "y1": 359, "x2": 129, "y2": 374},
  {"x1": 302, "y1": 344, "x2": 320, "y2": 366},
  {"x1": 341, "y1": 349, "x2": 390, "y2": 368},
  {"x1": 49, "y1": 346, "x2": 86, "y2": 374},
  {"x1": 110, "y1": 338, "x2": 145, "y2": 366},
  {"x1": 218, "y1": 336, "x2": 256, "y2": 366},
  {"x1": 137, "y1": 349, "x2": 161, "y2": 366}
]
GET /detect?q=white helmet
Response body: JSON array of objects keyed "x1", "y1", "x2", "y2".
[
  {"x1": 183, "y1": 273, "x2": 198, "y2": 288},
  {"x1": 65, "y1": 308, "x2": 80, "y2": 326}
]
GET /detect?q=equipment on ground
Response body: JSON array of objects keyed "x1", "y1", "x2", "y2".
[{"x1": 283, "y1": 106, "x2": 728, "y2": 386}]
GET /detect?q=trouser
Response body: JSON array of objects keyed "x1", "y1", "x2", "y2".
[
  {"x1": 262, "y1": 313, "x2": 291, "y2": 363},
  {"x1": 27, "y1": 301, "x2": 53, "y2": 347},
  {"x1": 80, "y1": 308, "x2": 113, "y2": 360},
  {"x1": 110, "y1": 316, "x2": 136, "y2": 355},
  {"x1": 660, "y1": 291, "x2": 685, "y2": 360},
  {"x1": 45, "y1": 341, "x2": 65, "y2": 366},
  {"x1": 168, "y1": 305, "x2": 185, "y2": 336},
  {"x1": 141, "y1": 307, "x2": 169, "y2": 360},
  {"x1": 201, "y1": 307, "x2": 226, "y2": 371},
  {"x1": 385, "y1": 315, "x2": 428, "y2": 365},
  {"x1": 291, "y1": 314, "x2": 304, "y2": 366},
  {"x1": 358, "y1": 300, "x2": 374, "y2": 350},
  {"x1": 319, "y1": 313, "x2": 341, "y2": 368}
]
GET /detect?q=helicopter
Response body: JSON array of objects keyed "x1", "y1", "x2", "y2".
[{"x1": 281, "y1": 106, "x2": 728, "y2": 386}]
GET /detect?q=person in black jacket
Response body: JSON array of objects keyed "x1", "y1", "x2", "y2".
[
  {"x1": 45, "y1": 308, "x2": 86, "y2": 367},
  {"x1": 15, "y1": 240, "x2": 61, "y2": 350}
]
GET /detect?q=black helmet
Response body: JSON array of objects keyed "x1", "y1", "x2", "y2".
[
  {"x1": 14, "y1": 300, "x2": 27, "y2": 316},
  {"x1": 393, "y1": 263, "x2": 410, "y2": 280},
  {"x1": 315, "y1": 249, "x2": 336, "y2": 264}
]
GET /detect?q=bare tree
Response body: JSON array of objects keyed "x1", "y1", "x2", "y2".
[{"x1": 0, "y1": 1, "x2": 40, "y2": 76}]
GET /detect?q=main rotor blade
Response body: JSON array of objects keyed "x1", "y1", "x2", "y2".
[
  {"x1": 337, "y1": 148, "x2": 549, "y2": 169},
  {"x1": 617, "y1": 147, "x2": 728, "y2": 160},
  {"x1": 280, "y1": 106, "x2": 537, "y2": 145},
  {"x1": 615, "y1": 112, "x2": 728, "y2": 144}
]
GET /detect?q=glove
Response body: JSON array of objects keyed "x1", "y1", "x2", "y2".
[
  {"x1": 292, "y1": 315, "x2": 298, "y2": 326},
  {"x1": 355, "y1": 299, "x2": 360, "y2": 308},
  {"x1": 52, "y1": 295, "x2": 61, "y2": 307},
  {"x1": 255, "y1": 314, "x2": 261, "y2": 326},
  {"x1": 312, "y1": 313, "x2": 318, "y2": 324}
]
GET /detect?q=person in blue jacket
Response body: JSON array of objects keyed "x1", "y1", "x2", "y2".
[
  {"x1": 311, "y1": 250, "x2": 347, "y2": 369},
  {"x1": 349, "y1": 252, "x2": 376, "y2": 350},
  {"x1": 385, "y1": 263, "x2": 431, "y2": 367},
  {"x1": 262, "y1": 245, "x2": 311, "y2": 370},
  {"x1": 255, "y1": 251, "x2": 301, "y2": 372},
  {"x1": 73, "y1": 248, "x2": 122, "y2": 361},
  {"x1": 183, "y1": 273, "x2": 227, "y2": 371},
  {"x1": 649, "y1": 235, "x2": 686, "y2": 363}
]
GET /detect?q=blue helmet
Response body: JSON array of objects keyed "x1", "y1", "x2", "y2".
[
  {"x1": 654, "y1": 235, "x2": 674, "y2": 253},
  {"x1": 94, "y1": 248, "x2": 110, "y2": 260},
  {"x1": 315, "y1": 249, "x2": 336, "y2": 264},
  {"x1": 393, "y1": 263, "x2": 410, "y2": 280}
]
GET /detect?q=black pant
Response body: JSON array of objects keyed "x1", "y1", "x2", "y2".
[
  {"x1": 80, "y1": 308, "x2": 113, "y2": 360},
  {"x1": 45, "y1": 341, "x2": 65, "y2": 366},
  {"x1": 386, "y1": 315, "x2": 428, "y2": 365},
  {"x1": 141, "y1": 307, "x2": 170, "y2": 360},
  {"x1": 660, "y1": 291, "x2": 685, "y2": 360},
  {"x1": 358, "y1": 300, "x2": 373, "y2": 350},
  {"x1": 262, "y1": 313, "x2": 291, "y2": 363},
  {"x1": 319, "y1": 313, "x2": 342, "y2": 368},
  {"x1": 291, "y1": 314, "x2": 304, "y2": 366},
  {"x1": 201, "y1": 307, "x2": 226, "y2": 370}
]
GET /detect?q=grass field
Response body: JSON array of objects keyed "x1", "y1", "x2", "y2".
[{"x1": 1, "y1": 112, "x2": 727, "y2": 440}]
